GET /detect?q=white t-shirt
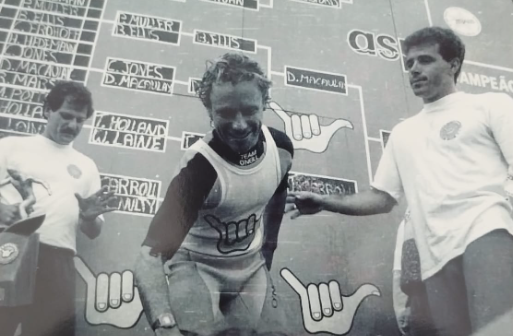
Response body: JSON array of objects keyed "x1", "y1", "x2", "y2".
[
  {"x1": 0, "y1": 135, "x2": 101, "y2": 252},
  {"x1": 373, "y1": 92, "x2": 513, "y2": 279}
]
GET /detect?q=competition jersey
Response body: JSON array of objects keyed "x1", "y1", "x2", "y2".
[
  {"x1": 143, "y1": 125, "x2": 293, "y2": 258},
  {"x1": 0, "y1": 135, "x2": 101, "y2": 252}
]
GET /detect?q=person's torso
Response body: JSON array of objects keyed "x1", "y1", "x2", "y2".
[
  {"x1": 0, "y1": 135, "x2": 95, "y2": 251},
  {"x1": 181, "y1": 126, "x2": 282, "y2": 257},
  {"x1": 391, "y1": 93, "x2": 513, "y2": 276}
]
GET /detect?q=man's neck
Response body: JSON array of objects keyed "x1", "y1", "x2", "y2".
[
  {"x1": 423, "y1": 87, "x2": 458, "y2": 105},
  {"x1": 40, "y1": 133, "x2": 71, "y2": 148}
]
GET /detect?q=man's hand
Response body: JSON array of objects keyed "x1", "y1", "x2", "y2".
[
  {"x1": 285, "y1": 191, "x2": 325, "y2": 219},
  {"x1": 0, "y1": 202, "x2": 20, "y2": 226},
  {"x1": 75, "y1": 186, "x2": 117, "y2": 221}
]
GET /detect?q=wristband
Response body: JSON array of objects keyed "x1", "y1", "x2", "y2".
[{"x1": 152, "y1": 313, "x2": 177, "y2": 330}]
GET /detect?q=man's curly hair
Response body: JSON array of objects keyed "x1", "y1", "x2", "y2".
[{"x1": 198, "y1": 53, "x2": 272, "y2": 109}]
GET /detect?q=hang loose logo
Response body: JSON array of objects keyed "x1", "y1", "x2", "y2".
[{"x1": 204, "y1": 213, "x2": 261, "y2": 254}]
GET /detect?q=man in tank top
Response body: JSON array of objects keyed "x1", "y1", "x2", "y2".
[{"x1": 135, "y1": 53, "x2": 294, "y2": 336}]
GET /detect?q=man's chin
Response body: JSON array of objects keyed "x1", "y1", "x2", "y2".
[{"x1": 58, "y1": 134, "x2": 76, "y2": 144}]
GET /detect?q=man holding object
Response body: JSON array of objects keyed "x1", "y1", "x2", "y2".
[{"x1": 0, "y1": 81, "x2": 116, "y2": 336}]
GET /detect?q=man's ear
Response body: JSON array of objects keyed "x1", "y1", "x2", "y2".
[
  {"x1": 450, "y1": 58, "x2": 461, "y2": 76},
  {"x1": 43, "y1": 107, "x2": 51, "y2": 120}
]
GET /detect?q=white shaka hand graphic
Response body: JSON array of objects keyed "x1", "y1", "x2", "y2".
[
  {"x1": 268, "y1": 101, "x2": 353, "y2": 153},
  {"x1": 75, "y1": 257, "x2": 143, "y2": 329},
  {"x1": 281, "y1": 268, "x2": 380, "y2": 335}
]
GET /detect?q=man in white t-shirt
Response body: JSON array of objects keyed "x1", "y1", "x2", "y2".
[
  {"x1": 0, "y1": 81, "x2": 116, "y2": 336},
  {"x1": 286, "y1": 26, "x2": 513, "y2": 336}
]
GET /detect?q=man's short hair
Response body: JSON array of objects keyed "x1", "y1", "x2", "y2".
[
  {"x1": 198, "y1": 52, "x2": 272, "y2": 109},
  {"x1": 404, "y1": 26, "x2": 466, "y2": 82},
  {"x1": 43, "y1": 81, "x2": 95, "y2": 119}
]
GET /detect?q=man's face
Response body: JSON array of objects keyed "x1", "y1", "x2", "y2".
[
  {"x1": 43, "y1": 98, "x2": 88, "y2": 145},
  {"x1": 405, "y1": 43, "x2": 457, "y2": 103},
  {"x1": 209, "y1": 79, "x2": 264, "y2": 154}
]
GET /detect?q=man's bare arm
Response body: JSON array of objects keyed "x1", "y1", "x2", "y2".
[
  {"x1": 323, "y1": 188, "x2": 397, "y2": 215},
  {"x1": 79, "y1": 217, "x2": 103, "y2": 239},
  {"x1": 287, "y1": 188, "x2": 397, "y2": 219}
]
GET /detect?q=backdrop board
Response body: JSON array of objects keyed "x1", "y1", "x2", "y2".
[{"x1": 0, "y1": 1, "x2": 512, "y2": 335}]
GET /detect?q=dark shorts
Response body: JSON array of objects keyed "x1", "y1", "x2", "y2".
[
  {"x1": 0, "y1": 243, "x2": 75, "y2": 336},
  {"x1": 424, "y1": 229, "x2": 513, "y2": 336},
  {"x1": 165, "y1": 248, "x2": 286, "y2": 335}
]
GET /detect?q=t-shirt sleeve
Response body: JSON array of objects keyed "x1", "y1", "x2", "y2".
[
  {"x1": 487, "y1": 93, "x2": 513, "y2": 188},
  {"x1": 142, "y1": 150, "x2": 218, "y2": 256},
  {"x1": 371, "y1": 128, "x2": 404, "y2": 201},
  {"x1": 268, "y1": 127, "x2": 294, "y2": 194}
]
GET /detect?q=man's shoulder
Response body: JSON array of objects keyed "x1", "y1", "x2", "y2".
[
  {"x1": 458, "y1": 91, "x2": 510, "y2": 104},
  {"x1": 0, "y1": 134, "x2": 35, "y2": 151},
  {"x1": 462, "y1": 91, "x2": 513, "y2": 113},
  {"x1": 390, "y1": 115, "x2": 422, "y2": 138},
  {"x1": 266, "y1": 126, "x2": 293, "y2": 157}
]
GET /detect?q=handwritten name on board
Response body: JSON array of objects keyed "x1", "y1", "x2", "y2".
[
  {"x1": 289, "y1": 0, "x2": 341, "y2": 8},
  {"x1": 6, "y1": 33, "x2": 77, "y2": 53},
  {"x1": 201, "y1": 0, "x2": 258, "y2": 10},
  {"x1": 100, "y1": 173, "x2": 161, "y2": 216},
  {"x1": 102, "y1": 58, "x2": 175, "y2": 95},
  {"x1": 194, "y1": 29, "x2": 257, "y2": 53},
  {"x1": 89, "y1": 111, "x2": 169, "y2": 152},
  {"x1": 0, "y1": 114, "x2": 46, "y2": 136},
  {"x1": 0, "y1": 0, "x2": 102, "y2": 142},
  {"x1": 288, "y1": 171, "x2": 357, "y2": 196},
  {"x1": 285, "y1": 66, "x2": 347, "y2": 95},
  {"x1": 22, "y1": 0, "x2": 89, "y2": 17},
  {"x1": 181, "y1": 131, "x2": 204, "y2": 150},
  {"x1": 0, "y1": 58, "x2": 87, "y2": 89},
  {"x1": 114, "y1": 12, "x2": 181, "y2": 45},
  {"x1": 0, "y1": 86, "x2": 46, "y2": 105},
  {"x1": 0, "y1": 99, "x2": 44, "y2": 119}
]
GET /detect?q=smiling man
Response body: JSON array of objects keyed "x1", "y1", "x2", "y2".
[
  {"x1": 286, "y1": 27, "x2": 513, "y2": 336},
  {"x1": 135, "y1": 53, "x2": 293, "y2": 336},
  {"x1": 0, "y1": 81, "x2": 116, "y2": 336}
]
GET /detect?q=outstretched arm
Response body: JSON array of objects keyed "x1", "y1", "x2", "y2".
[{"x1": 286, "y1": 188, "x2": 397, "y2": 219}]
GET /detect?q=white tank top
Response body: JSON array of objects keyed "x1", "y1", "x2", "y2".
[{"x1": 181, "y1": 126, "x2": 282, "y2": 257}]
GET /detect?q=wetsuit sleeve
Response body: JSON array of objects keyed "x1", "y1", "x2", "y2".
[
  {"x1": 142, "y1": 149, "x2": 218, "y2": 257},
  {"x1": 268, "y1": 127, "x2": 294, "y2": 193}
]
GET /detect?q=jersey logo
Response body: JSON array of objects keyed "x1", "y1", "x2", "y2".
[
  {"x1": 0, "y1": 243, "x2": 19, "y2": 265},
  {"x1": 204, "y1": 213, "x2": 261, "y2": 254},
  {"x1": 67, "y1": 164, "x2": 82, "y2": 179},
  {"x1": 440, "y1": 120, "x2": 461, "y2": 140}
]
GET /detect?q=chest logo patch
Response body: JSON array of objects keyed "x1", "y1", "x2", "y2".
[
  {"x1": 204, "y1": 213, "x2": 261, "y2": 254},
  {"x1": 0, "y1": 243, "x2": 19, "y2": 265},
  {"x1": 440, "y1": 121, "x2": 462, "y2": 140},
  {"x1": 67, "y1": 164, "x2": 82, "y2": 179}
]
